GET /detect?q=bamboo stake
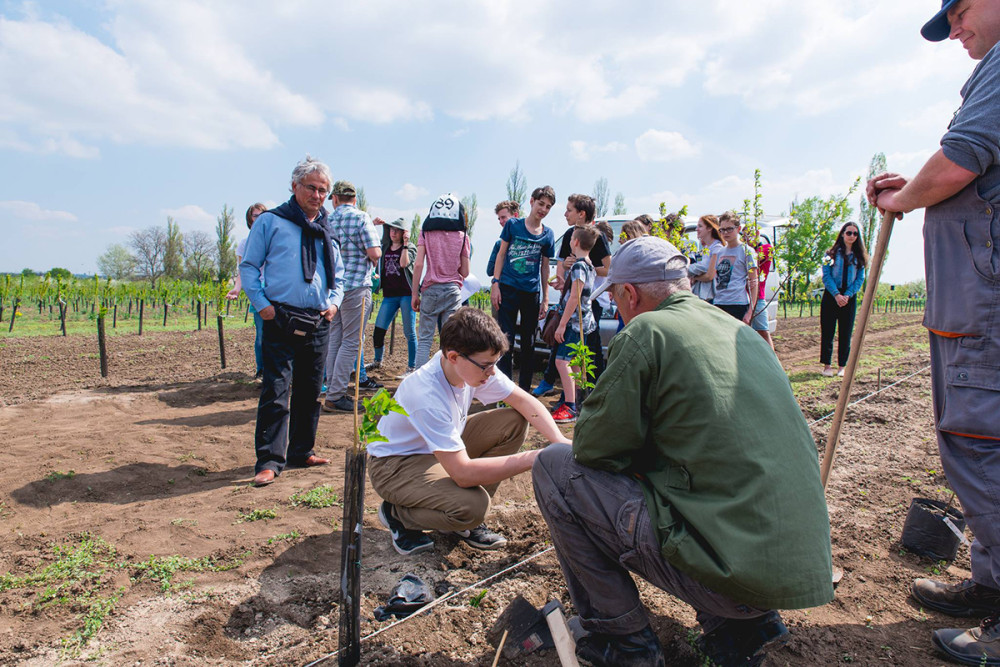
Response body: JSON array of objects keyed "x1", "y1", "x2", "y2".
[{"x1": 820, "y1": 211, "x2": 896, "y2": 488}]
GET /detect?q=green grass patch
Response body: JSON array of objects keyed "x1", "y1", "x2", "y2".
[
  {"x1": 44, "y1": 470, "x2": 76, "y2": 482},
  {"x1": 130, "y1": 552, "x2": 246, "y2": 593},
  {"x1": 289, "y1": 485, "x2": 340, "y2": 509},
  {"x1": 237, "y1": 507, "x2": 277, "y2": 523},
  {"x1": 0, "y1": 533, "x2": 249, "y2": 654}
]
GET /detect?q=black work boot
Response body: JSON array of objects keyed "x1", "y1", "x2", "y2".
[
  {"x1": 696, "y1": 610, "x2": 790, "y2": 667},
  {"x1": 576, "y1": 625, "x2": 665, "y2": 667},
  {"x1": 932, "y1": 615, "x2": 1000, "y2": 665},
  {"x1": 913, "y1": 578, "x2": 1000, "y2": 618}
]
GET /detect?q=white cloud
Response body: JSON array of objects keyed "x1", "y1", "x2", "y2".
[
  {"x1": 395, "y1": 184, "x2": 429, "y2": 202},
  {"x1": 162, "y1": 205, "x2": 215, "y2": 228},
  {"x1": 0, "y1": 200, "x2": 77, "y2": 222},
  {"x1": 569, "y1": 140, "x2": 628, "y2": 162},
  {"x1": 635, "y1": 130, "x2": 700, "y2": 162}
]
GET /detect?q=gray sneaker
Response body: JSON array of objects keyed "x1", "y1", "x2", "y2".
[
  {"x1": 378, "y1": 502, "x2": 433, "y2": 556},
  {"x1": 322, "y1": 396, "x2": 355, "y2": 412},
  {"x1": 453, "y1": 524, "x2": 507, "y2": 550}
]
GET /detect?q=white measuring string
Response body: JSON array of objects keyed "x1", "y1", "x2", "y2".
[
  {"x1": 807, "y1": 364, "x2": 931, "y2": 427},
  {"x1": 303, "y1": 546, "x2": 556, "y2": 667}
]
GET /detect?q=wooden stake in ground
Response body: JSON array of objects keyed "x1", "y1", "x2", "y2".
[
  {"x1": 820, "y1": 211, "x2": 896, "y2": 489},
  {"x1": 8, "y1": 298, "x2": 19, "y2": 333},
  {"x1": 339, "y1": 292, "x2": 369, "y2": 667},
  {"x1": 216, "y1": 314, "x2": 227, "y2": 369},
  {"x1": 97, "y1": 313, "x2": 109, "y2": 378},
  {"x1": 138, "y1": 299, "x2": 145, "y2": 336}
]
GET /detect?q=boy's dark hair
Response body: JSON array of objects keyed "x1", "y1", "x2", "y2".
[
  {"x1": 719, "y1": 211, "x2": 742, "y2": 227},
  {"x1": 567, "y1": 194, "x2": 596, "y2": 222},
  {"x1": 530, "y1": 185, "x2": 556, "y2": 205},
  {"x1": 594, "y1": 220, "x2": 613, "y2": 244},
  {"x1": 494, "y1": 200, "x2": 520, "y2": 216},
  {"x1": 440, "y1": 307, "x2": 508, "y2": 356},
  {"x1": 633, "y1": 214, "x2": 654, "y2": 231},
  {"x1": 246, "y1": 203, "x2": 267, "y2": 229},
  {"x1": 572, "y1": 225, "x2": 600, "y2": 253}
]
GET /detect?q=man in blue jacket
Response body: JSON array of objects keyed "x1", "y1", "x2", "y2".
[{"x1": 240, "y1": 156, "x2": 344, "y2": 487}]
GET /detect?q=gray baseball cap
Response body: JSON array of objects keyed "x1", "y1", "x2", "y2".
[{"x1": 594, "y1": 236, "x2": 689, "y2": 297}]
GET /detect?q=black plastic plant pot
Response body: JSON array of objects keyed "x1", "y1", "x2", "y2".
[{"x1": 901, "y1": 497, "x2": 966, "y2": 562}]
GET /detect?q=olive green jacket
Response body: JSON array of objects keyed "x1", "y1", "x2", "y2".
[{"x1": 574, "y1": 291, "x2": 834, "y2": 610}]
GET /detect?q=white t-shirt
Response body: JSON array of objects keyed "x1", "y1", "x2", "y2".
[{"x1": 369, "y1": 351, "x2": 517, "y2": 457}]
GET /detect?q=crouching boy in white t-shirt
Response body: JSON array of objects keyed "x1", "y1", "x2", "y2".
[{"x1": 369, "y1": 306, "x2": 570, "y2": 555}]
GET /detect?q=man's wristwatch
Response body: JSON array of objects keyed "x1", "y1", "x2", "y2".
[{"x1": 491, "y1": 278, "x2": 499, "y2": 285}]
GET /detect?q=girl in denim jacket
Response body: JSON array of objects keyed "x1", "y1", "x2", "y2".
[{"x1": 820, "y1": 222, "x2": 868, "y2": 376}]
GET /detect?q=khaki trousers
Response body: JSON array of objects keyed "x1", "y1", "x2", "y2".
[{"x1": 368, "y1": 408, "x2": 529, "y2": 532}]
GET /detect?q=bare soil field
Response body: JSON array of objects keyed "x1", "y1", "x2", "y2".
[{"x1": 0, "y1": 311, "x2": 970, "y2": 666}]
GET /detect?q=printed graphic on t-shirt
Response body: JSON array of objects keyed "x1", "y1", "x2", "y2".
[
  {"x1": 507, "y1": 238, "x2": 544, "y2": 276},
  {"x1": 384, "y1": 250, "x2": 402, "y2": 278},
  {"x1": 716, "y1": 258, "x2": 733, "y2": 291}
]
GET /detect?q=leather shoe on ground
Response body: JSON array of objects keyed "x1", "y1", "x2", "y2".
[
  {"x1": 696, "y1": 610, "x2": 790, "y2": 667},
  {"x1": 253, "y1": 470, "x2": 276, "y2": 486},
  {"x1": 933, "y1": 615, "x2": 1000, "y2": 665},
  {"x1": 322, "y1": 396, "x2": 355, "y2": 412},
  {"x1": 913, "y1": 578, "x2": 1000, "y2": 618},
  {"x1": 302, "y1": 455, "x2": 328, "y2": 467},
  {"x1": 576, "y1": 625, "x2": 665, "y2": 667}
]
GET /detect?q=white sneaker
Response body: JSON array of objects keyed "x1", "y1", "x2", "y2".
[
  {"x1": 837, "y1": 367, "x2": 846, "y2": 377},
  {"x1": 821, "y1": 368, "x2": 835, "y2": 377},
  {"x1": 396, "y1": 367, "x2": 415, "y2": 379}
]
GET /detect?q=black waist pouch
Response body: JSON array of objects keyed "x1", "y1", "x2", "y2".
[{"x1": 273, "y1": 302, "x2": 322, "y2": 336}]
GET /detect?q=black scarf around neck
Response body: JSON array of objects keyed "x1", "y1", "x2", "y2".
[{"x1": 270, "y1": 196, "x2": 336, "y2": 286}]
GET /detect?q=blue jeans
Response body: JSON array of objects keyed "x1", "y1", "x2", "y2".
[{"x1": 373, "y1": 295, "x2": 417, "y2": 368}]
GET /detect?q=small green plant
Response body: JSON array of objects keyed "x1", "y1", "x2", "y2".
[
  {"x1": 469, "y1": 589, "x2": 488, "y2": 607},
  {"x1": 169, "y1": 518, "x2": 197, "y2": 527},
  {"x1": 567, "y1": 340, "x2": 596, "y2": 392},
  {"x1": 289, "y1": 485, "x2": 340, "y2": 509},
  {"x1": 267, "y1": 531, "x2": 301, "y2": 545},
  {"x1": 358, "y1": 388, "x2": 408, "y2": 449},
  {"x1": 925, "y1": 559, "x2": 948, "y2": 576},
  {"x1": 131, "y1": 552, "x2": 246, "y2": 593},
  {"x1": 45, "y1": 470, "x2": 76, "y2": 482},
  {"x1": 62, "y1": 588, "x2": 124, "y2": 652},
  {"x1": 237, "y1": 508, "x2": 277, "y2": 523}
]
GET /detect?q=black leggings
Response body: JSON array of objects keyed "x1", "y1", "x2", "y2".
[
  {"x1": 820, "y1": 291, "x2": 857, "y2": 367},
  {"x1": 372, "y1": 326, "x2": 388, "y2": 349}
]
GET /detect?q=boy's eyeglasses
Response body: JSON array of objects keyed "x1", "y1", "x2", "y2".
[
  {"x1": 460, "y1": 353, "x2": 499, "y2": 373},
  {"x1": 719, "y1": 226, "x2": 737, "y2": 233}
]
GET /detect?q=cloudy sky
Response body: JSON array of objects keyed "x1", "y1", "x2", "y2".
[{"x1": 0, "y1": 0, "x2": 978, "y2": 284}]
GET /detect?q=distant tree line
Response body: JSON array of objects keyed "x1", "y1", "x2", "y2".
[{"x1": 96, "y1": 206, "x2": 237, "y2": 287}]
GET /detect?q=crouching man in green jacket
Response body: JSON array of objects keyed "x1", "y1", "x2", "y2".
[{"x1": 532, "y1": 236, "x2": 834, "y2": 667}]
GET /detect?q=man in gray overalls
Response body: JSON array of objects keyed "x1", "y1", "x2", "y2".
[{"x1": 867, "y1": 1, "x2": 1000, "y2": 664}]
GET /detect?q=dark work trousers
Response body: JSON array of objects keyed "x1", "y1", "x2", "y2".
[
  {"x1": 496, "y1": 283, "x2": 540, "y2": 391},
  {"x1": 255, "y1": 317, "x2": 331, "y2": 476},
  {"x1": 716, "y1": 303, "x2": 749, "y2": 320},
  {"x1": 819, "y1": 291, "x2": 857, "y2": 367},
  {"x1": 532, "y1": 444, "x2": 768, "y2": 635},
  {"x1": 544, "y1": 300, "x2": 605, "y2": 385},
  {"x1": 923, "y1": 182, "x2": 1000, "y2": 589}
]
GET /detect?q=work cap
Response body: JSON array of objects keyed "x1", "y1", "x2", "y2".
[
  {"x1": 594, "y1": 236, "x2": 689, "y2": 297},
  {"x1": 921, "y1": 0, "x2": 960, "y2": 41},
  {"x1": 385, "y1": 217, "x2": 407, "y2": 230},
  {"x1": 331, "y1": 180, "x2": 357, "y2": 198}
]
